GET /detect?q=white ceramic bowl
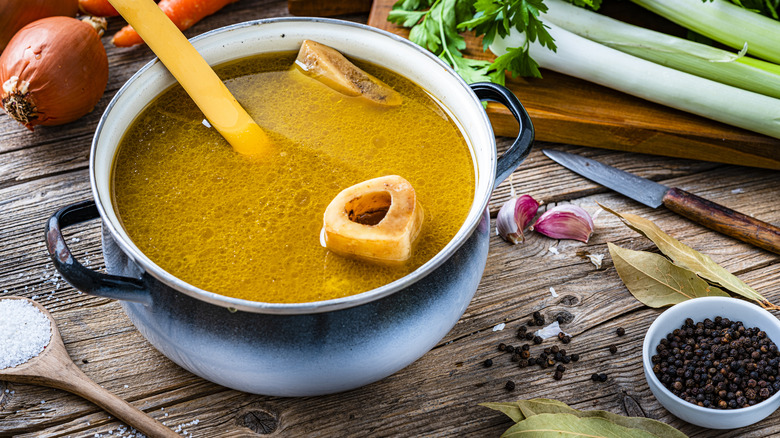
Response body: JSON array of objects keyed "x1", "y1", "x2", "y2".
[{"x1": 643, "y1": 297, "x2": 780, "y2": 429}]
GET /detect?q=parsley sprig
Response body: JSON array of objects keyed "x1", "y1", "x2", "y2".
[
  {"x1": 389, "y1": 0, "x2": 507, "y2": 83},
  {"x1": 389, "y1": 0, "x2": 565, "y2": 83}
]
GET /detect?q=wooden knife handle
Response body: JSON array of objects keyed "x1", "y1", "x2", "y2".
[{"x1": 662, "y1": 187, "x2": 780, "y2": 255}]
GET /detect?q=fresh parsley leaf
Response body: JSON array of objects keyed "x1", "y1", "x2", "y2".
[
  {"x1": 387, "y1": 9, "x2": 429, "y2": 27},
  {"x1": 491, "y1": 45, "x2": 542, "y2": 78},
  {"x1": 566, "y1": 0, "x2": 602, "y2": 10}
]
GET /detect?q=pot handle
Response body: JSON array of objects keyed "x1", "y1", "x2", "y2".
[
  {"x1": 45, "y1": 200, "x2": 152, "y2": 305},
  {"x1": 470, "y1": 82, "x2": 535, "y2": 189}
]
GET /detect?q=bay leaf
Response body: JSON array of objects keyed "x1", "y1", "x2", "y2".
[
  {"x1": 601, "y1": 205, "x2": 768, "y2": 306},
  {"x1": 481, "y1": 399, "x2": 687, "y2": 438},
  {"x1": 608, "y1": 243, "x2": 729, "y2": 307},
  {"x1": 501, "y1": 413, "x2": 663, "y2": 438}
]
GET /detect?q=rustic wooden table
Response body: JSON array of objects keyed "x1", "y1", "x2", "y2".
[{"x1": 1, "y1": 1, "x2": 779, "y2": 436}]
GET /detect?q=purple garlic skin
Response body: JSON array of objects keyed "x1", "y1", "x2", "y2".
[
  {"x1": 496, "y1": 195, "x2": 539, "y2": 244},
  {"x1": 532, "y1": 204, "x2": 594, "y2": 243}
]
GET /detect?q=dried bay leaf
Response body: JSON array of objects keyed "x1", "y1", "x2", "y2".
[
  {"x1": 501, "y1": 413, "x2": 666, "y2": 438},
  {"x1": 601, "y1": 205, "x2": 770, "y2": 307},
  {"x1": 608, "y1": 243, "x2": 729, "y2": 307},
  {"x1": 482, "y1": 399, "x2": 687, "y2": 438}
]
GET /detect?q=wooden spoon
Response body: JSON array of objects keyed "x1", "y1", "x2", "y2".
[
  {"x1": 107, "y1": 0, "x2": 272, "y2": 157},
  {"x1": 0, "y1": 297, "x2": 178, "y2": 438}
]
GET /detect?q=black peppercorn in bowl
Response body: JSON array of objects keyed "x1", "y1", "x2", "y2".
[{"x1": 643, "y1": 297, "x2": 780, "y2": 429}]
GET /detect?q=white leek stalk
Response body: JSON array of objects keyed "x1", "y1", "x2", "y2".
[
  {"x1": 543, "y1": 0, "x2": 780, "y2": 99},
  {"x1": 489, "y1": 22, "x2": 780, "y2": 140},
  {"x1": 630, "y1": 0, "x2": 780, "y2": 64}
]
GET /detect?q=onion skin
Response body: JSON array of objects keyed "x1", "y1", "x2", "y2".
[
  {"x1": 0, "y1": 0, "x2": 79, "y2": 52},
  {"x1": 0, "y1": 16, "x2": 108, "y2": 129}
]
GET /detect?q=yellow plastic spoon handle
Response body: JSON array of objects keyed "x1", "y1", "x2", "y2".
[{"x1": 108, "y1": 0, "x2": 271, "y2": 156}]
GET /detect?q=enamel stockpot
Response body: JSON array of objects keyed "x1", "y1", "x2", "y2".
[{"x1": 46, "y1": 18, "x2": 534, "y2": 396}]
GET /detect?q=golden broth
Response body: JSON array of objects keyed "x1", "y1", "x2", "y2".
[{"x1": 112, "y1": 51, "x2": 475, "y2": 303}]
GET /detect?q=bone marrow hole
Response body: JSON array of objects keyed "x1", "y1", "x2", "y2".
[{"x1": 345, "y1": 191, "x2": 392, "y2": 226}]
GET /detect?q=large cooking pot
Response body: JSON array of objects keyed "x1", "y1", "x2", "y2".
[{"x1": 45, "y1": 18, "x2": 533, "y2": 396}]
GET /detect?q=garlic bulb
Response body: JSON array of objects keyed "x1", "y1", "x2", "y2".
[
  {"x1": 496, "y1": 194, "x2": 539, "y2": 244},
  {"x1": 532, "y1": 204, "x2": 595, "y2": 243}
]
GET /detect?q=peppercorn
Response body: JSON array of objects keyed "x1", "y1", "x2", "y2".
[
  {"x1": 505, "y1": 380, "x2": 515, "y2": 391},
  {"x1": 505, "y1": 345, "x2": 515, "y2": 353},
  {"x1": 562, "y1": 355, "x2": 571, "y2": 364},
  {"x1": 511, "y1": 353, "x2": 520, "y2": 362},
  {"x1": 598, "y1": 373, "x2": 608, "y2": 382},
  {"x1": 518, "y1": 359, "x2": 529, "y2": 368},
  {"x1": 616, "y1": 327, "x2": 626, "y2": 336},
  {"x1": 571, "y1": 353, "x2": 580, "y2": 362},
  {"x1": 553, "y1": 370, "x2": 563, "y2": 380},
  {"x1": 562, "y1": 335, "x2": 571, "y2": 344},
  {"x1": 533, "y1": 336, "x2": 543, "y2": 345},
  {"x1": 557, "y1": 364, "x2": 566, "y2": 373},
  {"x1": 483, "y1": 358, "x2": 493, "y2": 368},
  {"x1": 557, "y1": 332, "x2": 565, "y2": 341},
  {"x1": 520, "y1": 350, "x2": 531, "y2": 359},
  {"x1": 609, "y1": 345, "x2": 618, "y2": 354},
  {"x1": 550, "y1": 345, "x2": 560, "y2": 354},
  {"x1": 525, "y1": 333, "x2": 535, "y2": 341},
  {"x1": 533, "y1": 311, "x2": 545, "y2": 326},
  {"x1": 591, "y1": 373, "x2": 600, "y2": 382},
  {"x1": 652, "y1": 317, "x2": 780, "y2": 410},
  {"x1": 498, "y1": 343, "x2": 506, "y2": 352}
]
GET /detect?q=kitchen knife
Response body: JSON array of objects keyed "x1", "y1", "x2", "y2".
[{"x1": 542, "y1": 149, "x2": 780, "y2": 255}]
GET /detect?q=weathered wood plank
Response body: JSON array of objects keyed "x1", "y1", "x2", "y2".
[{"x1": 1, "y1": 0, "x2": 779, "y2": 436}]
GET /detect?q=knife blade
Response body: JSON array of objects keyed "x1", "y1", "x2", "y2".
[{"x1": 542, "y1": 149, "x2": 780, "y2": 255}]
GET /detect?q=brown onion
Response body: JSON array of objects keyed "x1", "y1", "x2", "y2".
[
  {"x1": 0, "y1": 0, "x2": 79, "y2": 52},
  {"x1": 0, "y1": 16, "x2": 108, "y2": 129}
]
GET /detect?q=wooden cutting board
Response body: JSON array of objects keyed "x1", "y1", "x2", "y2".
[{"x1": 365, "y1": 1, "x2": 780, "y2": 169}]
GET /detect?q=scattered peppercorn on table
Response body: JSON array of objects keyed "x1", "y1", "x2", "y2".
[{"x1": 1, "y1": 1, "x2": 779, "y2": 436}]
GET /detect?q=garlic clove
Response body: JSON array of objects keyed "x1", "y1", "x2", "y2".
[
  {"x1": 496, "y1": 199, "x2": 522, "y2": 244},
  {"x1": 532, "y1": 204, "x2": 595, "y2": 243},
  {"x1": 515, "y1": 195, "x2": 540, "y2": 229},
  {"x1": 496, "y1": 194, "x2": 539, "y2": 244}
]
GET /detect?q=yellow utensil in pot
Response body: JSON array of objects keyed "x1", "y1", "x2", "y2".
[{"x1": 108, "y1": 0, "x2": 272, "y2": 157}]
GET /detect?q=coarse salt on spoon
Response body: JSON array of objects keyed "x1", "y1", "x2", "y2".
[
  {"x1": 0, "y1": 297, "x2": 178, "y2": 438},
  {"x1": 108, "y1": 0, "x2": 272, "y2": 157}
]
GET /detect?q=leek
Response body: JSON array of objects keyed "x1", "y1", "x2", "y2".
[
  {"x1": 489, "y1": 21, "x2": 780, "y2": 139},
  {"x1": 630, "y1": 0, "x2": 780, "y2": 64},
  {"x1": 542, "y1": 0, "x2": 780, "y2": 99}
]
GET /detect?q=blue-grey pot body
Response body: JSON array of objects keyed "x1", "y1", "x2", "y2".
[{"x1": 46, "y1": 18, "x2": 534, "y2": 397}]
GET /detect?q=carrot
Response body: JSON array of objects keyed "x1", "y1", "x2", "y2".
[
  {"x1": 78, "y1": 0, "x2": 119, "y2": 17},
  {"x1": 111, "y1": 0, "x2": 239, "y2": 47}
]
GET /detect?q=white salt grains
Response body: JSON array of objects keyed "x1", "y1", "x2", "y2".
[{"x1": 0, "y1": 299, "x2": 52, "y2": 369}]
